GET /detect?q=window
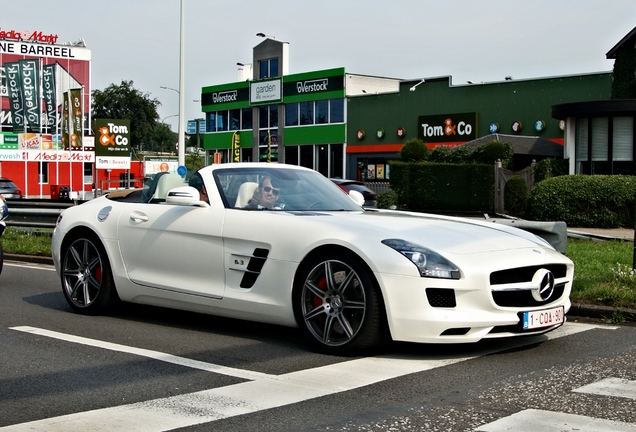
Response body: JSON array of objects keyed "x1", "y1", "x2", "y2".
[
  {"x1": 259, "y1": 105, "x2": 278, "y2": 129},
  {"x1": 229, "y1": 109, "x2": 241, "y2": 131},
  {"x1": 206, "y1": 112, "x2": 217, "y2": 132},
  {"x1": 613, "y1": 117, "x2": 633, "y2": 161},
  {"x1": 330, "y1": 99, "x2": 344, "y2": 123},
  {"x1": 217, "y1": 111, "x2": 229, "y2": 132},
  {"x1": 242, "y1": 108, "x2": 253, "y2": 130},
  {"x1": 38, "y1": 162, "x2": 49, "y2": 184},
  {"x1": 285, "y1": 99, "x2": 344, "y2": 127},
  {"x1": 591, "y1": 117, "x2": 608, "y2": 161},
  {"x1": 259, "y1": 58, "x2": 279, "y2": 79},
  {"x1": 299, "y1": 102, "x2": 313, "y2": 125},
  {"x1": 285, "y1": 103, "x2": 299, "y2": 126},
  {"x1": 315, "y1": 100, "x2": 328, "y2": 124},
  {"x1": 83, "y1": 162, "x2": 93, "y2": 184}
]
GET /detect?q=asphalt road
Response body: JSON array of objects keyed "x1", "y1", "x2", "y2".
[{"x1": 1, "y1": 260, "x2": 635, "y2": 432}]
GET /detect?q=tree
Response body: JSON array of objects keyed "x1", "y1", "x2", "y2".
[
  {"x1": 92, "y1": 80, "x2": 161, "y2": 149},
  {"x1": 152, "y1": 122, "x2": 177, "y2": 154},
  {"x1": 400, "y1": 138, "x2": 429, "y2": 162}
]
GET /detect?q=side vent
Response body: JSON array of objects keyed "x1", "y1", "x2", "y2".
[{"x1": 240, "y1": 248, "x2": 270, "y2": 288}]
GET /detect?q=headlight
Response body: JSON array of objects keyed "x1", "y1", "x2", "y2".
[{"x1": 382, "y1": 239, "x2": 461, "y2": 279}]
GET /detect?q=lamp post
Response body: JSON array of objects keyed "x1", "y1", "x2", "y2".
[{"x1": 161, "y1": 114, "x2": 178, "y2": 154}]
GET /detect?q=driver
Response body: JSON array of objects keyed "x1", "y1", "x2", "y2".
[{"x1": 245, "y1": 176, "x2": 281, "y2": 209}]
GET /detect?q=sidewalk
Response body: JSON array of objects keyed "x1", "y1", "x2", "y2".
[{"x1": 568, "y1": 227, "x2": 635, "y2": 241}]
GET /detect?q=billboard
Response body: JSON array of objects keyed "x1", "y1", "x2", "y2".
[{"x1": 1, "y1": 29, "x2": 91, "y2": 136}]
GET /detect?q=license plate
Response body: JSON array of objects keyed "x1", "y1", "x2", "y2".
[{"x1": 522, "y1": 306, "x2": 564, "y2": 330}]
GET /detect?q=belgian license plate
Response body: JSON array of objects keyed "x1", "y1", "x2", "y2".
[{"x1": 522, "y1": 306, "x2": 564, "y2": 330}]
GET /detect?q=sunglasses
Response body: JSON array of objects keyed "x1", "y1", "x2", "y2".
[{"x1": 263, "y1": 186, "x2": 280, "y2": 196}]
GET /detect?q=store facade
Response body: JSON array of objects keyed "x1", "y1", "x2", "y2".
[
  {"x1": 199, "y1": 38, "x2": 613, "y2": 181},
  {"x1": 0, "y1": 27, "x2": 142, "y2": 199},
  {"x1": 199, "y1": 38, "x2": 399, "y2": 179}
]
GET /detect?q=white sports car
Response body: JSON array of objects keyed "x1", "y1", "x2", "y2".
[{"x1": 52, "y1": 163, "x2": 573, "y2": 354}]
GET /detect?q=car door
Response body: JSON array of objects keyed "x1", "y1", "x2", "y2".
[{"x1": 117, "y1": 202, "x2": 226, "y2": 299}]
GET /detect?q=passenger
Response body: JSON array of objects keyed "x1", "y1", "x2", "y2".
[
  {"x1": 245, "y1": 176, "x2": 281, "y2": 209},
  {"x1": 188, "y1": 172, "x2": 209, "y2": 204}
]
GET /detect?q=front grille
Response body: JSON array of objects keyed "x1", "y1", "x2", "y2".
[
  {"x1": 492, "y1": 283, "x2": 566, "y2": 307},
  {"x1": 490, "y1": 264, "x2": 567, "y2": 285},
  {"x1": 426, "y1": 288, "x2": 456, "y2": 308}
]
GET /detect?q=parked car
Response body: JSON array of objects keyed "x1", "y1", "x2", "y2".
[
  {"x1": 330, "y1": 178, "x2": 377, "y2": 207},
  {"x1": 52, "y1": 163, "x2": 573, "y2": 354},
  {"x1": 0, "y1": 178, "x2": 22, "y2": 199}
]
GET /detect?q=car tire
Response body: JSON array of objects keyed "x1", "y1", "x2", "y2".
[
  {"x1": 0, "y1": 240, "x2": 4, "y2": 276},
  {"x1": 293, "y1": 251, "x2": 388, "y2": 355},
  {"x1": 61, "y1": 234, "x2": 119, "y2": 315}
]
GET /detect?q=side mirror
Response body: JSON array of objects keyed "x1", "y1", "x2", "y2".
[
  {"x1": 166, "y1": 186, "x2": 210, "y2": 207},
  {"x1": 348, "y1": 190, "x2": 365, "y2": 206}
]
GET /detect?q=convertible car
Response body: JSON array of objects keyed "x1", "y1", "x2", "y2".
[{"x1": 52, "y1": 163, "x2": 573, "y2": 354}]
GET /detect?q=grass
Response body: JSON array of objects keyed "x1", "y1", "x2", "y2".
[
  {"x1": 2, "y1": 227, "x2": 635, "y2": 310},
  {"x1": 566, "y1": 238, "x2": 636, "y2": 310},
  {"x1": 2, "y1": 227, "x2": 53, "y2": 257}
]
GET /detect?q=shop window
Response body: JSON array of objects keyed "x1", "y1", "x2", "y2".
[
  {"x1": 591, "y1": 117, "x2": 608, "y2": 162},
  {"x1": 38, "y1": 162, "x2": 49, "y2": 184},
  {"x1": 286, "y1": 103, "x2": 299, "y2": 126},
  {"x1": 285, "y1": 145, "x2": 299, "y2": 165},
  {"x1": 229, "y1": 109, "x2": 241, "y2": 131},
  {"x1": 206, "y1": 112, "x2": 216, "y2": 132},
  {"x1": 315, "y1": 100, "x2": 328, "y2": 124},
  {"x1": 330, "y1": 99, "x2": 344, "y2": 123},
  {"x1": 217, "y1": 111, "x2": 229, "y2": 132},
  {"x1": 613, "y1": 117, "x2": 633, "y2": 161},
  {"x1": 300, "y1": 145, "x2": 313, "y2": 168},
  {"x1": 83, "y1": 162, "x2": 93, "y2": 184},
  {"x1": 299, "y1": 102, "x2": 313, "y2": 125},
  {"x1": 242, "y1": 108, "x2": 253, "y2": 130}
]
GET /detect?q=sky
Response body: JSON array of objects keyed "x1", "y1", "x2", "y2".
[{"x1": 4, "y1": 0, "x2": 635, "y2": 131}]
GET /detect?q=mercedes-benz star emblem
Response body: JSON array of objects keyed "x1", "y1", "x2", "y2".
[{"x1": 531, "y1": 269, "x2": 555, "y2": 302}]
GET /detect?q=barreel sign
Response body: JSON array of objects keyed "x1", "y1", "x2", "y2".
[
  {"x1": 250, "y1": 78, "x2": 282, "y2": 104},
  {"x1": 417, "y1": 112, "x2": 478, "y2": 143}
]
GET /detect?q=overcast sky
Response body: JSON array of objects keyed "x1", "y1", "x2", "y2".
[{"x1": 4, "y1": 0, "x2": 635, "y2": 130}]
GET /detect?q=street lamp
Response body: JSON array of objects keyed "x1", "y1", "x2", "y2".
[{"x1": 256, "y1": 32, "x2": 275, "y2": 39}]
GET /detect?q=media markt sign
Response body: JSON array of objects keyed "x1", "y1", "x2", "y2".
[
  {"x1": 250, "y1": 78, "x2": 282, "y2": 104},
  {"x1": 94, "y1": 118, "x2": 131, "y2": 169}
]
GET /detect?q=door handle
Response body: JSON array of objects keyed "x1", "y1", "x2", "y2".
[{"x1": 129, "y1": 211, "x2": 149, "y2": 223}]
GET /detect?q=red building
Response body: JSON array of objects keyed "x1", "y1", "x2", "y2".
[{"x1": 0, "y1": 26, "x2": 140, "y2": 198}]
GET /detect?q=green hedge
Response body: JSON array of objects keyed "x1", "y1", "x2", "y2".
[
  {"x1": 390, "y1": 161, "x2": 494, "y2": 212},
  {"x1": 528, "y1": 175, "x2": 636, "y2": 228}
]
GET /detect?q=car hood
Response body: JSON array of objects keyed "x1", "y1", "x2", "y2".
[{"x1": 327, "y1": 210, "x2": 552, "y2": 255}]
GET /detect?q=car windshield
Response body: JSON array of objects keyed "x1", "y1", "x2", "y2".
[{"x1": 214, "y1": 167, "x2": 363, "y2": 211}]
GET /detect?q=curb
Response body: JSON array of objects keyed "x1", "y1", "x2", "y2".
[
  {"x1": 5, "y1": 253, "x2": 54, "y2": 265},
  {"x1": 5, "y1": 254, "x2": 635, "y2": 323},
  {"x1": 569, "y1": 302, "x2": 636, "y2": 322}
]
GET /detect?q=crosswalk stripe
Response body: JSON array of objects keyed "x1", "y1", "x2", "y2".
[
  {"x1": 573, "y1": 377, "x2": 636, "y2": 400},
  {"x1": 475, "y1": 409, "x2": 636, "y2": 432},
  {"x1": 9, "y1": 326, "x2": 274, "y2": 381},
  {"x1": 2, "y1": 322, "x2": 615, "y2": 431}
]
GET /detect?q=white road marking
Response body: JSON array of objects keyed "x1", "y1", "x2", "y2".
[
  {"x1": 10, "y1": 326, "x2": 274, "y2": 381},
  {"x1": 477, "y1": 376, "x2": 636, "y2": 431},
  {"x1": 2, "y1": 321, "x2": 613, "y2": 431},
  {"x1": 573, "y1": 377, "x2": 636, "y2": 400},
  {"x1": 4, "y1": 262, "x2": 55, "y2": 271},
  {"x1": 475, "y1": 409, "x2": 636, "y2": 432}
]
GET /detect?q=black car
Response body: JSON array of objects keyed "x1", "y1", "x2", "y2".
[
  {"x1": 0, "y1": 178, "x2": 22, "y2": 199},
  {"x1": 330, "y1": 178, "x2": 377, "y2": 208}
]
